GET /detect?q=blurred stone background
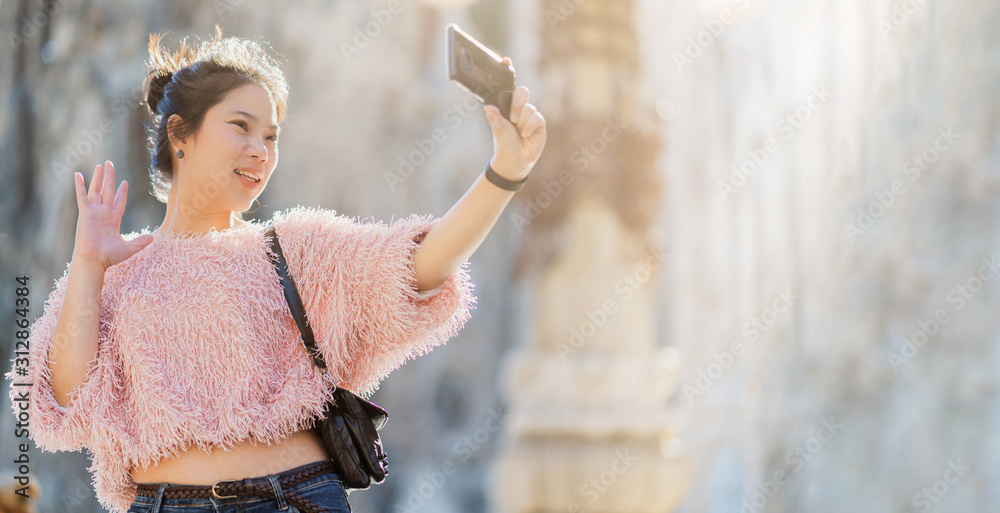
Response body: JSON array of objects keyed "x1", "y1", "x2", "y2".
[{"x1": 0, "y1": 0, "x2": 998, "y2": 512}]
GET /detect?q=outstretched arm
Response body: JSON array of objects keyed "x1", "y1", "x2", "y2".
[{"x1": 410, "y1": 65, "x2": 547, "y2": 293}]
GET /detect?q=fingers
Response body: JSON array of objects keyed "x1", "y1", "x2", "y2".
[
  {"x1": 510, "y1": 86, "x2": 529, "y2": 124},
  {"x1": 112, "y1": 180, "x2": 128, "y2": 219},
  {"x1": 82, "y1": 161, "x2": 125, "y2": 209},
  {"x1": 516, "y1": 105, "x2": 544, "y2": 135},
  {"x1": 509, "y1": 97, "x2": 539, "y2": 136},
  {"x1": 74, "y1": 172, "x2": 87, "y2": 210},
  {"x1": 486, "y1": 96, "x2": 542, "y2": 139},
  {"x1": 88, "y1": 164, "x2": 104, "y2": 204},
  {"x1": 130, "y1": 233, "x2": 154, "y2": 251},
  {"x1": 522, "y1": 109, "x2": 547, "y2": 139},
  {"x1": 102, "y1": 160, "x2": 115, "y2": 205}
]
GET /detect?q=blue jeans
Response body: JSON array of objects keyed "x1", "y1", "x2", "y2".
[{"x1": 126, "y1": 461, "x2": 352, "y2": 512}]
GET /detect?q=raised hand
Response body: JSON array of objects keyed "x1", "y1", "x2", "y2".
[
  {"x1": 484, "y1": 56, "x2": 547, "y2": 181},
  {"x1": 72, "y1": 161, "x2": 154, "y2": 272}
]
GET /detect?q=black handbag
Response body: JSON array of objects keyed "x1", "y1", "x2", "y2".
[{"x1": 265, "y1": 223, "x2": 389, "y2": 490}]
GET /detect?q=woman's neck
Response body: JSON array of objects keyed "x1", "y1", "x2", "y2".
[
  {"x1": 155, "y1": 179, "x2": 245, "y2": 236},
  {"x1": 153, "y1": 215, "x2": 245, "y2": 237}
]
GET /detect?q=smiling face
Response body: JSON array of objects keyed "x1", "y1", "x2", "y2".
[{"x1": 169, "y1": 82, "x2": 280, "y2": 215}]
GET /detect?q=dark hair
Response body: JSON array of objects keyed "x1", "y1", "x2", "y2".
[{"x1": 142, "y1": 24, "x2": 289, "y2": 204}]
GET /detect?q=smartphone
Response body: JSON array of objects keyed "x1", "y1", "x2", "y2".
[{"x1": 446, "y1": 23, "x2": 516, "y2": 120}]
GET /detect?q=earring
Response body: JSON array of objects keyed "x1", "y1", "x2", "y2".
[{"x1": 176, "y1": 149, "x2": 184, "y2": 159}]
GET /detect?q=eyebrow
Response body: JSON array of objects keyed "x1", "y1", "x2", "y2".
[{"x1": 231, "y1": 110, "x2": 280, "y2": 132}]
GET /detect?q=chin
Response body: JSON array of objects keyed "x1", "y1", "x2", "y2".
[{"x1": 235, "y1": 199, "x2": 258, "y2": 212}]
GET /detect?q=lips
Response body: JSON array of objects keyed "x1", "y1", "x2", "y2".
[{"x1": 234, "y1": 168, "x2": 261, "y2": 183}]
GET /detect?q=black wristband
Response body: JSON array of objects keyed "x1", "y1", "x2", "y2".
[{"x1": 484, "y1": 162, "x2": 528, "y2": 192}]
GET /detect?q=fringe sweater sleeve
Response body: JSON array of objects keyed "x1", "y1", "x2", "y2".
[
  {"x1": 271, "y1": 206, "x2": 478, "y2": 397},
  {"x1": 6, "y1": 264, "x2": 119, "y2": 453}
]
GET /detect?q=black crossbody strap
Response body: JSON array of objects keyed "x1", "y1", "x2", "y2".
[{"x1": 265, "y1": 223, "x2": 329, "y2": 373}]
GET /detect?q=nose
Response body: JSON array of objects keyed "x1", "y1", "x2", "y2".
[{"x1": 249, "y1": 139, "x2": 268, "y2": 162}]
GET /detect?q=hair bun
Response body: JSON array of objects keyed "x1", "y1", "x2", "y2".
[
  {"x1": 143, "y1": 70, "x2": 174, "y2": 118},
  {"x1": 143, "y1": 25, "x2": 237, "y2": 120}
]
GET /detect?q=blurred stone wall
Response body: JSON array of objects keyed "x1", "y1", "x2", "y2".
[{"x1": 635, "y1": 0, "x2": 999, "y2": 511}]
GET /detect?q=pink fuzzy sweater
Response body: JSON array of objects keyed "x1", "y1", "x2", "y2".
[{"x1": 5, "y1": 206, "x2": 477, "y2": 513}]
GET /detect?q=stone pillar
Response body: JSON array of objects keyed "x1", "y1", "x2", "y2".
[{"x1": 489, "y1": 1, "x2": 690, "y2": 511}]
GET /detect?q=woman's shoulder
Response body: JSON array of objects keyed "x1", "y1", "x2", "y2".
[
  {"x1": 272, "y1": 205, "x2": 436, "y2": 234},
  {"x1": 270, "y1": 205, "x2": 373, "y2": 246},
  {"x1": 272, "y1": 205, "x2": 348, "y2": 229}
]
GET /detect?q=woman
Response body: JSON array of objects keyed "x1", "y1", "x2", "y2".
[{"x1": 8, "y1": 25, "x2": 545, "y2": 513}]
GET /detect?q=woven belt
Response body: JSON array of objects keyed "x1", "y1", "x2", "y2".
[{"x1": 135, "y1": 460, "x2": 337, "y2": 513}]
